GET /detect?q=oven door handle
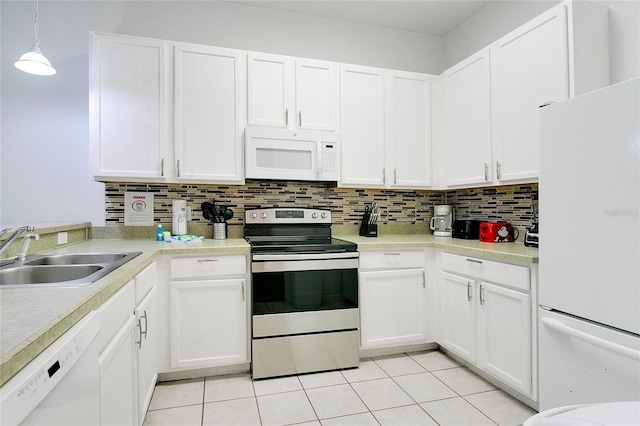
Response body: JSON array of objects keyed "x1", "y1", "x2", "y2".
[{"x1": 252, "y1": 252, "x2": 359, "y2": 261}]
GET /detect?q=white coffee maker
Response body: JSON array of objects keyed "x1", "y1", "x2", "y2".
[
  {"x1": 172, "y1": 200, "x2": 188, "y2": 235},
  {"x1": 430, "y1": 205, "x2": 454, "y2": 237}
]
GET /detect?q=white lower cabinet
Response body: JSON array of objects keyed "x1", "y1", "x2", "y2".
[
  {"x1": 135, "y1": 286, "x2": 157, "y2": 424},
  {"x1": 440, "y1": 252, "x2": 534, "y2": 398},
  {"x1": 477, "y1": 282, "x2": 531, "y2": 393},
  {"x1": 96, "y1": 281, "x2": 138, "y2": 426},
  {"x1": 359, "y1": 250, "x2": 427, "y2": 349},
  {"x1": 168, "y1": 255, "x2": 249, "y2": 369},
  {"x1": 95, "y1": 262, "x2": 158, "y2": 426}
]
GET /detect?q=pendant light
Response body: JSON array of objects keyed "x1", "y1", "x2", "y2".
[{"x1": 14, "y1": 0, "x2": 56, "y2": 76}]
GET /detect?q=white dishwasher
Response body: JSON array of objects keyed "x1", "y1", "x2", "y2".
[{"x1": 1, "y1": 312, "x2": 101, "y2": 426}]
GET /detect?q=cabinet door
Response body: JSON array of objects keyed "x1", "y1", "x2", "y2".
[
  {"x1": 441, "y1": 272, "x2": 476, "y2": 363},
  {"x1": 90, "y1": 33, "x2": 168, "y2": 180},
  {"x1": 99, "y1": 315, "x2": 137, "y2": 426},
  {"x1": 135, "y1": 287, "x2": 158, "y2": 425},
  {"x1": 477, "y1": 282, "x2": 532, "y2": 395},
  {"x1": 174, "y1": 44, "x2": 245, "y2": 183},
  {"x1": 339, "y1": 65, "x2": 386, "y2": 187},
  {"x1": 170, "y1": 279, "x2": 247, "y2": 368},
  {"x1": 442, "y1": 49, "x2": 493, "y2": 187},
  {"x1": 387, "y1": 71, "x2": 432, "y2": 188},
  {"x1": 491, "y1": 5, "x2": 569, "y2": 183},
  {"x1": 295, "y1": 59, "x2": 338, "y2": 131},
  {"x1": 247, "y1": 53, "x2": 293, "y2": 128},
  {"x1": 359, "y1": 269, "x2": 427, "y2": 348}
]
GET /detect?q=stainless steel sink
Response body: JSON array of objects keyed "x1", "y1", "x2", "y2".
[
  {"x1": 0, "y1": 265, "x2": 104, "y2": 285},
  {"x1": 23, "y1": 253, "x2": 130, "y2": 266},
  {"x1": 0, "y1": 251, "x2": 142, "y2": 288}
]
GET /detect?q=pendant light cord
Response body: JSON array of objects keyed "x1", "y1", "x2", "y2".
[{"x1": 32, "y1": 0, "x2": 41, "y2": 49}]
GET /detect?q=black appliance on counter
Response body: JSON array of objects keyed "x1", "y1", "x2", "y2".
[
  {"x1": 452, "y1": 220, "x2": 482, "y2": 240},
  {"x1": 244, "y1": 207, "x2": 360, "y2": 379}
]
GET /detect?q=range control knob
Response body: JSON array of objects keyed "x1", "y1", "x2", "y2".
[
  {"x1": 311, "y1": 213, "x2": 318, "y2": 219},
  {"x1": 321, "y1": 212, "x2": 328, "y2": 219},
  {"x1": 250, "y1": 212, "x2": 257, "y2": 219},
  {"x1": 261, "y1": 212, "x2": 268, "y2": 219}
]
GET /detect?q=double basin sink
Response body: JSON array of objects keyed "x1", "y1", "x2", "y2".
[{"x1": 0, "y1": 252, "x2": 141, "y2": 288}]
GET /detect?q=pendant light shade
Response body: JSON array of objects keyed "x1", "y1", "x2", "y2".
[
  {"x1": 15, "y1": 45, "x2": 56, "y2": 76},
  {"x1": 14, "y1": 0, "x2": 56, "y2": 76}
]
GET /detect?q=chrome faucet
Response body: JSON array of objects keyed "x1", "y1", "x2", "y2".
[{"x1": 0, "y1": 226, "x2": 36, "y2": 258}]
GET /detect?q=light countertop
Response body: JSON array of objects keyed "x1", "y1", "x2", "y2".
[{"x1": 337, "y1": 234, "x2": 539, "y2": 264}]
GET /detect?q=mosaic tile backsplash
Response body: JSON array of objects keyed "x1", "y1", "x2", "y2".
[{"x1": 104, "y1": 180, "x2": 538, "y2": 232}]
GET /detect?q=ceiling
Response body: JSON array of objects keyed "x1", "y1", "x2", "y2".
[{"x1": 229, "y1": 1, "x2": 490, "y2": 36}]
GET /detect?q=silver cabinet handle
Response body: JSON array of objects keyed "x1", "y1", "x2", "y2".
[
  {"x1": 285, "y1": 109, "x2": 289, "y2": 126},
  {"x1": 466, "y1": 258, "x2": 483, "y2": 264},
  {"x1": 421, "y1": 272, "x2": 425, "y2": 288},
  {"x1": 197, "y1": 258, "x2": 219, "y2": 262},
  {"x1": 467, "y1": 282, "x2": 472, "y2": 302},
  {"x1": 242, "y1": 282, "x2": 245, "y2": 302},
  {"x1": 176, "y1": 159, "x2": 180, "y2": 178},
  {"x1": 383, "y1": 253, "x2": 401, "y2": 256},
  {"x1": 298, "y1": 111, "x2": 302, "y2": 127},
  {"x1": 161, "y1": 158, "x2": 165, "y2": 177},
  {"x1": 496, "y1": 161, "x2": 502, "y2": 180},
  {"x1": 394, "y1": 169, "x2": 397, "y2": 185},
  {"x1": 382, "y1": 168, "x2": 386, "y2": 183},
  {"x1": 136, "y1": 319, "x2": 142, "y2": 349},
  {"x1": 480, "y1": 285, "x2": 485, "y2": 305},
  {"x1": 136, "y1": 310, "x2": 148, "y2": 349},
  {"x1": 484, "y1": 163, "x2": 489, "y2": 181}
]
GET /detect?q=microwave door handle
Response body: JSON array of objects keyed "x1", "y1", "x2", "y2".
[{"x1": 317, "y1": 142, "x2": 322, "y2": 178}]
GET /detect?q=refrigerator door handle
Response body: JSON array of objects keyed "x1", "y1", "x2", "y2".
[{"x1": 541, "y1": 317, "x2": 640, "y2": 361}]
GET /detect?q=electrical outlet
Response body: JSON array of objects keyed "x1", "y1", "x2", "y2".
[{"x1": 57, "y1": 232, "x2": 68, "y2": 245}]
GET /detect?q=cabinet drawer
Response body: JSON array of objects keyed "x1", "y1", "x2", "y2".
[
  {"x1": 441, "y1": 252, "x2": 530, "y2": 291},
  {"x1": 135, "y1": 262, "x2": 156, "y2": 304},
  {"x1": 359, "y1": 250, "x2": 424, "y2": 270},
  {"x1": 95, "y1": 280, "x2": 135, "y2": 354},
  {"x1": 170, "y1": 255, "x2": 246, "y2": 279}
]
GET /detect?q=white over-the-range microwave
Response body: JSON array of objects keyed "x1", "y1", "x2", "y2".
[{"x1": 245, "y1": 126, "x2": 340, "y2": 182}]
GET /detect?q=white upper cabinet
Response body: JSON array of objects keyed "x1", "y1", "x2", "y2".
[
  {"x1": 490, "y1": 5, "x2": 569, "y2": 184},
  {"x1": 386, "y1": 71, "x2": 432, "y2": 188},
  {"x1": 90, "y1": 33, "x2": 169, "y2": 180},
  {"x1": 295, "y1": 59, "x2": 339, "y2": 131},
  {"x1": 441, "y1": 49, "x2": 493, "y2": 187},
  {"x1": 174, "y1": 43, "x2": 245, "y2": 183},
  {"x1": 436, "y1": 1, "x2": 608, "y2": 189},
  {"x1": 248, "y1": 53, "x2": 338, "y2": 131},
  {"x1": 339, "y1": 64, "x2": 386, "y2": 187},
  {"x1": 340, "y1": 65, "x2": 433, "y2": 189}
]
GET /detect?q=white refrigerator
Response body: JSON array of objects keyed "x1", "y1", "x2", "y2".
[{"x1": 538, "y1": 77, "x2": 640, "y2": 411}]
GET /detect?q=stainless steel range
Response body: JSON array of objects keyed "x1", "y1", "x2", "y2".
[{"x1": 244, "y1": 207, "x2": 360, "y2": 379}]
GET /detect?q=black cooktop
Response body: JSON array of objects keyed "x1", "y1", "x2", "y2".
[{"x1": 247, "y1": 237, "x2": 357, "y2": 254}]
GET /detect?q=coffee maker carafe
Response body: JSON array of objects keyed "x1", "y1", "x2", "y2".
[{"x1": 430, "y1": 205, "x2": 454, "y2": 237}]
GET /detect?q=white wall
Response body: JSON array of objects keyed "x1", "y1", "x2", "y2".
[{"x1": 1, "y1": 0, "x2": 638, "y2": 227}]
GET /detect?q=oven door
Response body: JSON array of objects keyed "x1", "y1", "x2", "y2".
[
  {"x1": 251, "y1": 252, "x2": 360, "y2": 378},
  {"x1": 251, "y1": 252, "x2": 358, "y2": 316}
]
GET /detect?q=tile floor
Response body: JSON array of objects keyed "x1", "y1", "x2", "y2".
[{"x1": 144, "y1": 350, "x2": 537, "y2": 426}]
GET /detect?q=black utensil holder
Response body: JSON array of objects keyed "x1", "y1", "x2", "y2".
[{"x1": 359, "y1": 213, "x2": 377, "y2": 237}]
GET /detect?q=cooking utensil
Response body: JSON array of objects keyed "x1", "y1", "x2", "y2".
[
  {"x1": 222, "y1": 208, "x2": 234, "y2": 222},
  {"x1": 213, "y1": 204, "x2": 222, "y2": 223},
  {"x1": 201, "y1": 202, "x2": 215, "y2": 222}
]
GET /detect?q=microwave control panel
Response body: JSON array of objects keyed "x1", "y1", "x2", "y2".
[{"x1": 322, "y1": 143, "x2": 339, "y2": 179}]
